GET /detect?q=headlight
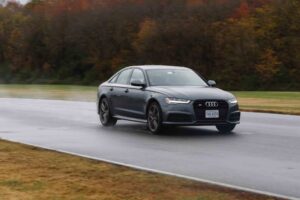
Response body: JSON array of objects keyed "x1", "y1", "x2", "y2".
[
  {"x1": 228, "y1": 98, "x2": 238, "y2": 104},
  {"x1": 165, "y1": 97, "x2": 191, "y2": 104}
]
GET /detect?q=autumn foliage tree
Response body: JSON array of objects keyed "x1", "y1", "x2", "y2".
[{"x1": 0, "y1": 0, "x2": 299, "y2": 90}]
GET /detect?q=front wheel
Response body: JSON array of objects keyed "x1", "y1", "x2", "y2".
[
  {"x1": 99, "y1": 98, "x2": 117, "y2": 127},
  {"x1": 147, "y1": 102, "x2": 163, "y2": 134},
  {"x1": 216, "y1": 124, "x2": 236, "y2": 134}
]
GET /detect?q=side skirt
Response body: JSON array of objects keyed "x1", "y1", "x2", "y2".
[{"x1": 114, "y1": 115, "x2": 147, "y2": 123}]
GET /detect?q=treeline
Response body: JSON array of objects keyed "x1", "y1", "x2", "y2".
[{"x1": 0, "y1": 0, "x2": 299, "y2": 90}]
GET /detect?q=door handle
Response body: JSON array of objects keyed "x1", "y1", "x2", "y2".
[
  {"x1": 124, "y1": 89, "x2": 129, "y2": 93},
  {"x1": 110, "y1": 87, "x2": 114, "y2": 92}
]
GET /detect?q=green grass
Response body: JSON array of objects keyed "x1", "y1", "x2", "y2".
[
  {"x1": 232, "y1": 91, "x2": 300, "y2": 100},
  {"x1": 0, "y1": 84, "x2": 97, "y2": 102},
  {"x1": 232, "y1": 91, "x2": 300, "y2": 115},
  {"x1": 0, "y1": 84, "x2": 299, "y2": 115}
]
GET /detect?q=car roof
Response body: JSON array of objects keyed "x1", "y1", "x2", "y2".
[{"x1": 126, "y1": 65, "x2": 189, "y2": 70}]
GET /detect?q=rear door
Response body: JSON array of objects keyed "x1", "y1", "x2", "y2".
[{"x1": 112, "y1": 68, "x2": 133, "y2": 116}]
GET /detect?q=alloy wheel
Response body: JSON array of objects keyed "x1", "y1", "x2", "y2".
[
  {"x1": 148, "y1": 103, "x2": 161, "y2": 133},
  {"x1": 100, "y1": 99, "x2": 109, "y2": 124}
]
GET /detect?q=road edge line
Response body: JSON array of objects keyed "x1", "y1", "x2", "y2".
[{"x1": 2, "y1": 138, "x2": 297, "y2": 200}]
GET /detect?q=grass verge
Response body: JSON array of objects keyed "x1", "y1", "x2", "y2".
[
  {"x1": 232, "y1": 91, "x2": 300, "y2": 115},
  {"x1": 0, "y1": 84, "x2": 96, "y2": 102},
  {"x1": 0, "y1": 139, "x2": 281, "y2": 200},
  {"x1": 0, "y1": 84, "x2": 299, "y2": 115}
]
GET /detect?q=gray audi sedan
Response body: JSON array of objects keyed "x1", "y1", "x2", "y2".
[{"x1": 97, "y1": 65, "x2": 240, "y2": 134}]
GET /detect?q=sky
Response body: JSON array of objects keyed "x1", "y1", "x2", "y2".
[
  {"x1": 20, "y1": 0, "x2": 30, "y2": 4},
  {"x1": 0, "y1": 0, "x2": 31, "y2": 5}
]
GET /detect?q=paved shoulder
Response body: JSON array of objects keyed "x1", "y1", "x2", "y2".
[{"x1": 0, "y1": 98, "x2": 300, "y2": 199}]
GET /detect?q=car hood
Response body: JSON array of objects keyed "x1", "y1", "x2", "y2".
[{"x1": 148, "y1": 86, "x2": 235, "y2": 101}]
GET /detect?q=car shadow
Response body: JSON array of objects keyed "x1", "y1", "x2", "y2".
[{"x1": 99, "y1": 121, "x2": 238, "y2": 139}]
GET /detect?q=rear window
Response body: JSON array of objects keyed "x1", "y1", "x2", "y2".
[
  {"x1": 109, "y1": 74, "x2": 119, "y2": 83},
  {"x1": 116, "y1": 69, "x2": 132, "y2": 85}
]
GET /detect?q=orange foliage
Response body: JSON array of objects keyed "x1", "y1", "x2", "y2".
[
  {"x1": 256, "y1": 49, "x2": 281, "y2": 81},
  {"x1": 232, "y1": 1, "x2": 250, "y2": 18},
  {"x1": 186, "y1": 0, "x2": 230, "y2": 7}
]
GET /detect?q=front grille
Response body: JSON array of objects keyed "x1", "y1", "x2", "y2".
[{"x1": 193, "y1": 100, "x2": 228, "y2": 122}]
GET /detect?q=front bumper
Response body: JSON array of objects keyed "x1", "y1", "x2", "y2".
[{"x1": 161, "y1": 100, "x2": 240, "y2": 126}]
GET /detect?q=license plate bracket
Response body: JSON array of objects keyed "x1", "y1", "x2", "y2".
[{"x1": 205, "y1": 110, "x2": 219, "y2": 119}]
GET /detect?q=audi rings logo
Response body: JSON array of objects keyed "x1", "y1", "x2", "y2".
[{"x1": 205, "y1": 101, "x2": 218, "y2": 107}]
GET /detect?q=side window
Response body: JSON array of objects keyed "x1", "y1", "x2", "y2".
[
  {"x1": 116, "y1": 69, "x2": 132, "y2": 85},
  {"x1": 109, "y1": 74, "x2": 119, "y2": 83},
  {"x1": 130, "y1": 69, "x2": 145, "y2": 84}
]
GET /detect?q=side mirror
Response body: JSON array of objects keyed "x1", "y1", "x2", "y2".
[
  {"x1": 131, "y1": 79, "x2": 146, "y2": 88},
  {"x1": 208, "y1": 80, "x2": 216, "y2": 87}
]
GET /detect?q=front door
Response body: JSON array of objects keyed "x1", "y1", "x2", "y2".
[{"x1": 126, "y1": 69, "x2": 147, "y2": 119}]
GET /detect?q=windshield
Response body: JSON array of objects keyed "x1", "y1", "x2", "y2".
[{"x1": 146, "y1": 69, "x2": 208, "y2": 86}]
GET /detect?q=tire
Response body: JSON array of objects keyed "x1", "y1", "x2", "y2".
[
  {"x1": 147, "y1": 101, "x2": 163, "y2": 134},
  {"x1": 99, "y1": 98, "x2": 117, "y2": 127},
  {"x1": 216, "y1": 124, "x2": 236, "y2": 134}
]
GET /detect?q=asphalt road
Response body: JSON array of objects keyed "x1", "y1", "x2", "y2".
[{"x1": 0, "y1": 98, "x2": 299, "y2": 199}]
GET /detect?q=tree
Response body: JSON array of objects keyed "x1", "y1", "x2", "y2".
[{"x1": 255, "y1": 49, "x2": 280, "y2": 81}]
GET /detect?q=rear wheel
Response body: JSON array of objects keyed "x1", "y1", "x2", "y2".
[
  {"x1": 147, "y1": 102, "x2": 163, "y2": 134},
  {"x1": 99, "y1": 98, "x2": 117, "y2": 127},
  {"x1": 216, "y1": 124, "x2": 236, "y2": 134}
]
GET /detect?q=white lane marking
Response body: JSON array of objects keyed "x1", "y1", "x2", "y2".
[{"x1": 2, "y1": 138, "x2": 298, "y2": 200}]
